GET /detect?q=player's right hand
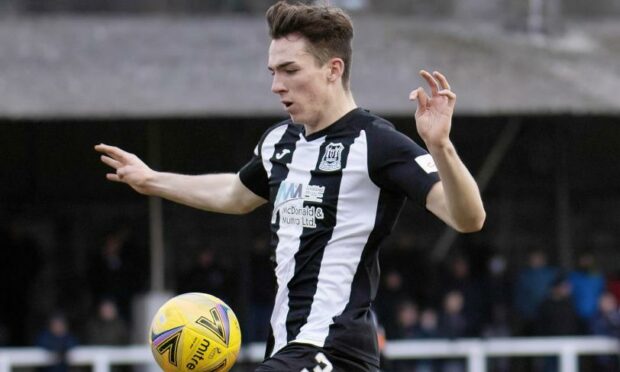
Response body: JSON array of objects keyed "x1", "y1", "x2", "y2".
[{"x1": 94, "y1": 143, "x2": 155, "y2": 195}]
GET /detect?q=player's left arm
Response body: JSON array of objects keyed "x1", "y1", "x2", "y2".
[{"x1": 410, "y1": 70, "x2": 486, "y2": 233}]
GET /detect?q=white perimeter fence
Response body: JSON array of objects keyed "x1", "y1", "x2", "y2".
[{"x1": 0, "y1": 337, "x2": 617, "y2": 372}]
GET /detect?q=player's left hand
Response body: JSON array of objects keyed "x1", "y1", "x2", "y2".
[{"x1": 409, "y1": 70, "x2": 456, "y2": 149}]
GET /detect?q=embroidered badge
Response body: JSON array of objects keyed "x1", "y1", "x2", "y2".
[{"x1": 319, "y1": 143, "x2": 344, "y2": 171}]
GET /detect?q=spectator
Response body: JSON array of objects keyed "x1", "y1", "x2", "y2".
[
  {"x1": 177, "y1": 247, "x2": 235, "y2": 306},
  {"x1": 87, "y1": 227, "x2": 143, "y2": 321},
  {"x1": 438, "y1": 291, "x2": 468, "y2": 339},
  {"x1": 569, "y1": 252, "x2": 605, "y2": 322},
  {"x1": 483, "y1": 254, "x2": 511, "y2": 322},
  {"x1": 513, "y1": 248, "x2": 558, "y2": 335},
  {"x1": 535, "y1": 276, "x2": 581, "y2": 372},
  {"x1": 440, "y1": 255, "x2": 484, "y2": 336},
  {"x1": 589, "y1": 292, "x2": 620, "y2": 372},
  {"x1": 414, "y1": 309, "x2": 441, "y2": 372},
  {"x1": 418, "y1": 308, "x2": 440, "y2": 339},
  {"x1": 35, "y1": 313, "x2": 78, "y2": 372},
  {"x1": 438, "y1": 291, "x2": 467, "y2": 372},
  {"x1": 482, "y1": 304, "x2": 511, "y2": 372},
  {"x1": 481, "y1": 253, "x2": 512, "y2": 372},
  {"x1": 375, "y1": 269, "x2": 409, "y2": 338},
  {"x1": 394, "y1": 300, "x2": 420, "y2": 339},
  {"x1": 84, "y1": 298, "x2": 129, "y2": 345},
  {"x1": 535, "y1": 275, "x2": 581, "y2": 336},
  {"x1": 393, "y1": 301, "x2": 440, "y2": 372},
  {"x1": 591, "y1": 292, "x2": 620, "y2": 337}
]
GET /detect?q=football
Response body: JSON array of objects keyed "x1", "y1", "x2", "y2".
[{"x1": 149, "y1": 293, "x2": 241, "y2": 372}]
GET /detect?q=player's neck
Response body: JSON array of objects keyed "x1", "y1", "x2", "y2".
[{"x1": 305, "y1": 90, "x2": 357, "y2": 136}]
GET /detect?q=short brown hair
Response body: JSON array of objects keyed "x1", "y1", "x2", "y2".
[{"x1": 266, "y1": 1, "x2": 354, "y2": 89}]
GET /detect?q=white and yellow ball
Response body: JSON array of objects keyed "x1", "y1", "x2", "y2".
[{"x1": 149, "y1": 293, "x2": 241, "y2": 372}]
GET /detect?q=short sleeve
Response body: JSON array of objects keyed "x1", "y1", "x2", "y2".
[
  {"x1": 367, "y1": 122, "x2": 440, "y2": 208},
  {"x1": 238, "y1": 144, "x2": 269, "y2": 200}
]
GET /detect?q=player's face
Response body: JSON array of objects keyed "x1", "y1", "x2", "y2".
[{"x1": 268, "y1": 34, "x2": 330, "y2": 127}]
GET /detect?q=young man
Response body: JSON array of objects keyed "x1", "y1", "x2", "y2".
[{"x1": 95, "y1": 1, "x2": 485, "y2": 371}]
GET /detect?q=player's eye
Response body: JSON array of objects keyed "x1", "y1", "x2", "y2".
[{"x1": 285, "y1": 69, "x2": 298, "y2": 75}]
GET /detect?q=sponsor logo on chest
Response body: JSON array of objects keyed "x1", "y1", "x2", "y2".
[{"x1": 272, "y1": 182, "x2": 326, "y2": 228}]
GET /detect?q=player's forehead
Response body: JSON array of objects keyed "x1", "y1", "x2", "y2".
[{"x1": 267, "y1": 34, "x2": 313, "y2": 69}]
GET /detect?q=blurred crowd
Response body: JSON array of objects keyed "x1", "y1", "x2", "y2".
[
  {"x1": 1, "y1": 222, "x2": 619, "y2": 372},
  {"x1": 373, "y1": 248, "x2": 620, "y2": 372}
]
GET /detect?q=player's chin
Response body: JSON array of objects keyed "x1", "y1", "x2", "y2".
[
  {"x1": 288, "y1": 112, "x2": 303, "y2": 124},
  {"x1": 285, "y1": 104, "x2": 302, "y2": 117}
]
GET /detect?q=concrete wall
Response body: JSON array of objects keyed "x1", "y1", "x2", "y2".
[{"x1": 1, "y1": 0, "x2": 619, "y2": 17}]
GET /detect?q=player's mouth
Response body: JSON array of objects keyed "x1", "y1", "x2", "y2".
[{"x1": 281, "y1": 100, "x2": 294, "y2": 110}]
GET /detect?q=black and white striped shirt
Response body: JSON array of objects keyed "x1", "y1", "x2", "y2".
[{"x1": 239, "y1": 108, "x2": 440, "y2": 366}]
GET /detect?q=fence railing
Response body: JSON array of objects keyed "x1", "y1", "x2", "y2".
[
  {"x1": 385, "y1": 337, "x2": 619, "y2": 372},
  {"x1": 0, "y1": 337, "x2": 617, "y2": 372}
]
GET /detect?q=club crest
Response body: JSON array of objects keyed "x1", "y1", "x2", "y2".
[{"x1": 319, "y1": 143, "x2": 344, "y2": 171}]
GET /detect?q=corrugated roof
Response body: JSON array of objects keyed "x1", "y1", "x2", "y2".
[{"x1": 0, "y1": 15, "x2": 619, "y2": 118}]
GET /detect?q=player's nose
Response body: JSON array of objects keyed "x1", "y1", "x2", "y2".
[{"x1": 271, "y1": 75, "x2": 287, "y2": 94}]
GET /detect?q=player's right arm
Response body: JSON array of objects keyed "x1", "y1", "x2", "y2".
[{"x1": 94, "y1": 144, "x2": 267, "y2": 215}]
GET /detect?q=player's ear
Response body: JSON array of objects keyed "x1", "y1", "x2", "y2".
[{"x1": 327, "y1": 57, "x2": 345, "y2": 83}]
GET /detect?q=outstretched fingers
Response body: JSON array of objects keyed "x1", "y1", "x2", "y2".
[
  {"x1": 420, "y1": 70, "x2": 439, "y2": 96},
  {"x1": 95, "y1": 143, "x2": 133, "y2": 182},
  {"x1": 106, "y1": 173, "x2": 122, "y2": 182},
  {"x1": 100, "y1": 154, "x2": 125, "y2": 182},
  {"x1": 438, "y1": 89, "x2": 456, "y2": 100},
  {"x1": 433, "y1": 71, "x2": 456, "y2": 101},
  {"x1": 100, "y1": 154, "x2": 121, "y2": 170},
  {"x1": 94, "y1": 143, "x2": 130, "y2": 162},
  {"x1": 432, "y1": 71, "x2": 451, "y2": 91}
]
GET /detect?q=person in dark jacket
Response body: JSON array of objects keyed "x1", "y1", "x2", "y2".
[
  {"x1": 536, "y1": 276, "x2": 582, "y2": 336},
  {"x1": 84, "y1": 298, "x2": 128, "y2": 345},
  {"x1": 589, "y1": 292, "x2": 620, "y2": 371},
  {"x1": 35, "y1": 313, "x2": 78, "y2": 372},
  {"x1": 535, "y1": 276, "x2": 582, "y2": 372}
]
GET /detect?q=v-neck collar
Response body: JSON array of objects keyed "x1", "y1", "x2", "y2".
[{"x1": 298, "y1": 108, "x2": 362, "y2": 142}]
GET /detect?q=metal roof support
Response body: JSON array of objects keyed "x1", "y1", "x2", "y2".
[
  {"x1": 147, "y1": 123, "x2": 165, "y2": 292},
  {"x1": 555, "y1": 124, "x2": 572, "y2": 269}
]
